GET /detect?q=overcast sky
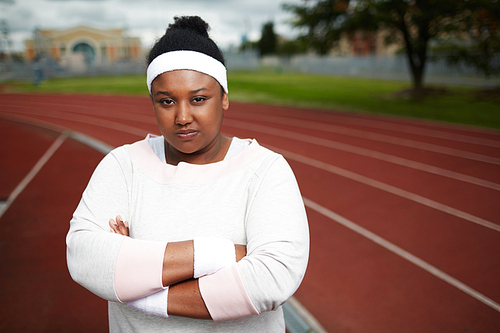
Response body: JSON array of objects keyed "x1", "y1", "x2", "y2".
[{"x1": 0, "y1": 0, "x2": 304, "y2": 53}]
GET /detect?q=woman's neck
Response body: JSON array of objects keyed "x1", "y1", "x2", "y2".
[{"x1": 165, "y1": 134, "x2": 231, "y2": 166}]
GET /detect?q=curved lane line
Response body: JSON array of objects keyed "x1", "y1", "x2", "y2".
[
  {"x1": 3, "y1": 102, "x2": 498, "y2": 323},
  {"x1": 12, "y1": 101, "x2": 158, "y2": 124},
  {"x1": 12, "y1": 102, "x2": 498, "y2": 189},
  {"x1": 224, "y1": 119, "x2": 500, "y2": 191},
  {"x1": 0, "y1": 106, "x2": 149, "y2": 137},
  {"x1": 0, "y1": 133, "x2": 67, "y2": 220},
  {"x1": 309, "y1": 115, "x2": 500, "y2": 148},
  {"x1": 285, "y1": 296, "x2": 328, "y2": 333},
  {"x1": 267, "y1": 145, "x2": 500, "y2": 233},
  {"x1": 2, "y1": 99, "x2": 500, "y2": 147},
  {"x1": 302, "y1": 197, "x2": 500, "y2": 313},
  {"x1": 0, "y1": 114, "x2": 321, "y2": 333},
  {"x1": 228, "y1": 113, "x2": 500, "y2": 161},
  {"x1": 3, "y1": 110, "x2": 498, "y2": 231}
]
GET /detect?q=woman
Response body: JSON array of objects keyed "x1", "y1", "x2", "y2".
[{"x1": 66, "y1": 16, "x2": 309, "y2": 332}]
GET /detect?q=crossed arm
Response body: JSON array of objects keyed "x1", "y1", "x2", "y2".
[
  {"x1": 109, "y1": 215, "x2": 247, "y2": 319},
  {"x1": 67, "y1": 150, "x2": 309, "y2": 323}
]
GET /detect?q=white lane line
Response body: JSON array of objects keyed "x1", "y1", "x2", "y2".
[
  {"x1": 228, "y1": 113, "x2": 500, "y2": 163},
  {"x1": 1, "y1": 107, "x2": 149, "y2": 137},
  {"x1": 25, "y1": 101, "x2": 157, "y2": 124},
  {"x1": 2, "y1": 100, "x2": 500, "y2": 148},
  {"x1": 1, "y1": 102, "x2": 156, "y2": 125},
  {"x1": 0, "y1": 112, "x2": 72, "y2": 134},
  {"x1": 10, "y1": 107, "x2": 497, "y2": 190},
  {"x1": 3, "y1": 104, "x2": 496, "y2": 323},
  {"x1": 0, "y1": 107, "x2": 320, "y2": 333},
  {"x1": 302, "y1": 197, "x2": 500, "y2": 313},
  {"x1": 285, "y1": 296, "x2": 328, "y2": 333},
  {"x1": 240, "y1": 108, "x2": 500, "y2": 148},
  {"x1": 0, "y1": 133, "x2": 67, "y2": 220},
  {"x1": 68, "y1": 132, "x2": 114, "y2": 154},
  {"x1": 0, "y1": 113, "x2": 115, "y2": 155},
  {"x1": 39, "y1": 105, "x2": 498, "y2": 162},
  {"x1": 4, "y1": 110, "x2": 498, "y2": 231},
  {"x1": 224, "y1": 119, "x2": 500, "y2": 191},
  {"x1": 225, "y1": 118, "x2": 500, "y2": 165},
  {"x1": 39, "y1": 100, "x2": 500, "y2": 147},
  {"x1": 269, "y1": 145, "x2": 500, "y2": 233},
  {"x1": 317, "y1": 115, "x2": 500, "y2": 148}
]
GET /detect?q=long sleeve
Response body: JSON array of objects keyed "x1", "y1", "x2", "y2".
[
  {"x1": 66, "y1": 147, "x2": 166, "y2": 302},
  {"x1": 68, "y1": 138, "x2": 307, "y2": 331},
  {"x1": 199, "y1": 155, "x2": 310, "y2": 320}
]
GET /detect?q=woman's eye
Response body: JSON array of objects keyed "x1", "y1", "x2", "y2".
[
  {"x1": 161, "y1": 99, "x2": 174, "y2": 105},
  {"x1": 193, "y1": 97, "x2": 205, "y2": 103}
]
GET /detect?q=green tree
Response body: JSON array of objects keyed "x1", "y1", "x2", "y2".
[
  {"x1": 282, "y1": 0, "x2": 351, "y2": 55},
  {"x1": 258, "y1": 21, "x2": 277, "y2": 57},
  {"x1": 348, "y1": 0, "x2": 482, "y2": 96},
  {"x1": 277, "y1": 38, "x2": 308, "y2": 58},
  {"x1": 283, "y1": 0, "x2": 499, "y2": 97},
  {"x1": 436, "y1": 0, "x2": 500, "y2": 79}
]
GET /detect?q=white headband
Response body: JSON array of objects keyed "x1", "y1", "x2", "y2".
[{"x1": 147, "y1": 50, "x2": 228, "y2": 94}]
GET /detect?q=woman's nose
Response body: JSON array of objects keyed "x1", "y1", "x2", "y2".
[{"x1": 175, "y1": 102, "x2": 193, "y2": 125}]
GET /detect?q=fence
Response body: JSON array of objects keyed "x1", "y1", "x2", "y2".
[
  {"x1": 1, "y1": 51, "x2": 498, "y2": 87},
  {"x1": 253, "y1": 53, "x2": 500, "y2": 87}
]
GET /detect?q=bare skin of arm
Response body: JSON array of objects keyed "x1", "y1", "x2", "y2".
[
  {"x1": 168, "y1": 279, "x2": 211, "y2": 318},
  {"x1": 109, "y1": 216, "x2": 246, "y2": 319}
]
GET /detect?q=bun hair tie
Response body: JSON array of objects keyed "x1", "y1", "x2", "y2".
[{"x1": 147, "y1": 50, "x2": 228, "y2": 94}]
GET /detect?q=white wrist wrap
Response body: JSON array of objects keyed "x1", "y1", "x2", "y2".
[
  {"x1": 193, "y1": 237, "x2": 236, "y2": 279},
  {"x1": 127, "y1": 287, "x2": 169, "y2": 318}
]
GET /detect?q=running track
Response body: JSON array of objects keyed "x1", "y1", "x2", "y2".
[{"x1": 0, "y1": 93, "x2": 499, "y2": 332}]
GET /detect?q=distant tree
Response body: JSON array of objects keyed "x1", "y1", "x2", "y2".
[
  {"x1": 347, "y1": 0, "x2": 488, "y2": 97},
  {"x1": 239, "y1": 40, "x2": 259, "y2": 52},
  {"x1": 277, "y1": 38, "x2": 308, "y2": 58},
  {"x1": 283, "y1": 0, "x2": 499, "y2": 97},
  {"x1": 258, "y1": 21, "x2": 277, "y2": 57},
  {"x1": 435, "y1": 0, "x2": 500, "y2": 79},
  {"x1": 282, "y1": 0, "x2": 351, "y2": 55}
]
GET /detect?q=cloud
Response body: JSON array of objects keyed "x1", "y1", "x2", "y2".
[{"x1": 0, "y1": 0, "x2": 303, "y2": 52}]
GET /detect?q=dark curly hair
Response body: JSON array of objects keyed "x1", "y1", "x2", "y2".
[{"x1": 147, "y1": 16, "x2": 225, "y2": 66}]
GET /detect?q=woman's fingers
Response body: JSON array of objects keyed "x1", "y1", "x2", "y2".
[
  {"x1": 109, "y1": 219, "x2": 118, "y2": 232},
  {"x1": 109, "y1": 215, "x2": 130, "y2": 236}
]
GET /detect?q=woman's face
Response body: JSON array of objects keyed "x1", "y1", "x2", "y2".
[{"x1": 151, "y1": 69, "x2": 229, "y2": 164}]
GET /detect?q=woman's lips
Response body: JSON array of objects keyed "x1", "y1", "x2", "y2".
[{"x1": 176, "y1": 130, "x2": 198, "y2": 140}]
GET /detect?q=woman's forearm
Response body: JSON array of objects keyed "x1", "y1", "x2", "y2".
[
  {"x1": 161, "y1": 241, "x2": 194, "y2": 287},
  {"x1": 167, "y1": 279, "x2": 211, "y2": 319}
]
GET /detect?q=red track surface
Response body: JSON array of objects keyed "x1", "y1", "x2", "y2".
[{"x1": 1, "y1": 93, "x2": 499, "y2": 332}]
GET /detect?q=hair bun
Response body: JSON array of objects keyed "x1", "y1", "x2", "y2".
[
  {"x1": 168, "y1": 16, "x2": 210, "y2": 38},
  {"x1": 148, "y1": 15, "x2": 225, "y2": 66}
]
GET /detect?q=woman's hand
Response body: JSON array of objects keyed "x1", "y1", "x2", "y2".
[{"x1": 109, "y1": 215, "x2": 129, "y2": 236}]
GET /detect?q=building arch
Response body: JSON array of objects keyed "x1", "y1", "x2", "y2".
[
  {"x1": 72, "y1": 42, "x2": 95, "y2": 64},
  {"x1": 67, "y1": 36, "x2": 101, "y2": 64}
]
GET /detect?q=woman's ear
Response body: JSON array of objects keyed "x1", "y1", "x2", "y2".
[{"x1": 222, "y1": 93, "x2": 229, "y2": 111}]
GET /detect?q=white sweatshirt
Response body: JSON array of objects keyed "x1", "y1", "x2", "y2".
[{"x1": 66, "y1": 135, "x2": 309, "y2": 332}]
